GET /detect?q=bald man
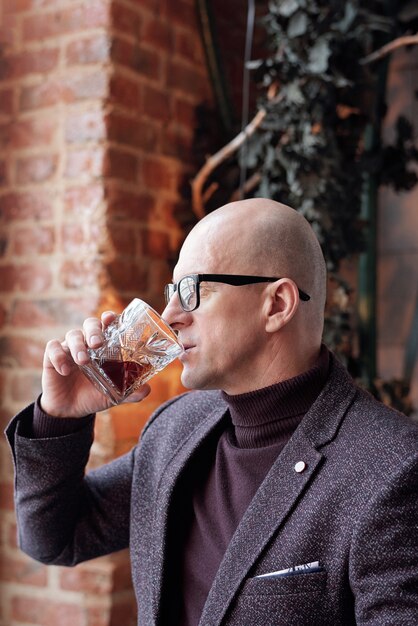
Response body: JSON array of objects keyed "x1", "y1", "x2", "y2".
[{"x1": 6, "y1": 200, "x2": 418, "y2": 626}]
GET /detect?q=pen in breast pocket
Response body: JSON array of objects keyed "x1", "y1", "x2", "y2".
[{"x1": 254, "y1": 561, "x2": 323, "y2": 579}]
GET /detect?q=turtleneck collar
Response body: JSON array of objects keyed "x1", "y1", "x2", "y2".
[{"x1": 221, "y1": 345, "x2": 330, "y2": 448}]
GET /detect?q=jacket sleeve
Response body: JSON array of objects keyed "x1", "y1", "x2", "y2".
[
  {"x1": 5, "y1": 405, "x2": 135, "y2": 566},
  {"x1": 350, "y1": 451, "x2": 418, "y2": 625}
]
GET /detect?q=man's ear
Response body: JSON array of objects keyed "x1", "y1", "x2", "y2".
[{"x1": 264, "y1": 279, "x2": 300, "y2": 333}]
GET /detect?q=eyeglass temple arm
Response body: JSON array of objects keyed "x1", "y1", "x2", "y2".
[{"x1": 197, "y1": 274, "x2": 310, "y2": 301}]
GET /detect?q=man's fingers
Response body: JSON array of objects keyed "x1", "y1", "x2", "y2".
[
  {"x1": 101, "y1": 310, "x2": 118, "y2": 329},
  {"x1": 44, "y1": 339, "x2": 74, "y2": 376},
  {"x1": 65, "y1": 329, "x2": 90, "y2": 365},
  {"x1": 83, "y1": 317, "x2": 105, "y2": 348}
]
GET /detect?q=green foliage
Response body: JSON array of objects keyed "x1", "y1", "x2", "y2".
[{"x1": 244, "y1": 0, "x2": 417, "y2": 271}]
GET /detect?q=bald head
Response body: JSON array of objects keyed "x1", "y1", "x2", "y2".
[
  {"x1": 180, "y1": 198, "x2": 327, "y2": 317},
  {"x1": 167, "y1": 199, "x2": 327, "y2": 389}
]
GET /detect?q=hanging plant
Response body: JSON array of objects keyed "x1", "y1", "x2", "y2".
[{"x1": 192, "y1": 0, "x2": 418, "y2": 413}]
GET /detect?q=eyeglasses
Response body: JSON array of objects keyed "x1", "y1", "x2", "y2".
[{"x1": 164, "y1": 274, "x2": 310, "y2": 312}]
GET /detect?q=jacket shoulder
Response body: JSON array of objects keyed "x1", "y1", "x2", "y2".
[{"x1": 142, "y1": 389, "x2": 227, "y2": 438}]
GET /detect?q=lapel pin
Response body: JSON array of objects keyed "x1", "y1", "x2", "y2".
[{"x1": 294, "y1": 461, "x2": 306, "y2": 473}]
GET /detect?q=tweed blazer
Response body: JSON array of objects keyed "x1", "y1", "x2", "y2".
[{"x1": 6, "y1": 355, "x2": 418, "y2": 625}]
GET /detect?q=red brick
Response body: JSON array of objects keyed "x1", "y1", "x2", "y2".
[
  {"x1": 176, "y1": 30, "x2": 204, "y2": 64},
  {"x1": 0, "y1": 554, "x2": 47, "y2": 586},
  {"x1": 0, "y1": 47, "x2": 59, "y2": 80},
  {"x1": 10, "y1": 116, "x2": 58, "y2": 148},
  {"x1": 60, "y1": 259, "x2": 104, "y2": 289},
  {"x1": 64, "y1": 184, "x2": 104, "y2": 216},
  {"x1": 0, "y1": 303, "x2": 7, "y2": 327},
  {"x1": 11, "y1": 596, "x2": 86, "y2": 626},
  {"x1": 0, "y1": 407, "x2": 13, "y2": 433},
  {"x1": 174, "y1": 97, "x2": 197, "y2": 128},
  {"x1": 7, "y1": 520, "x2": 18, "y2": 549},
  {"x1": 110, "y1": 597, "x2": 137, "y2": 626},
  {"x1": 142, "y1": 17, "x2": 174, "y2": 52},
  {"x1": 2, "y1": 0, "x2": 32, "y2": 14},
  {"x1": 0, "y1": 14, "x2": 18, "y2": 48},
  {"x1": 161, "y1": 125, "x2": 192, "y2": 160},
  {"x1": 10, "y1": 299, "x2": 56, "y2": 327},
  {"x1": 16, "y1": 153, "x2": 58, "y2": 184},
  {"x1": 109, "y1": 224, "x2": 136, "y2": 257},
  {"x1": 0, "y1": 236, "x2": 8, "y2": 256},
  {"x1": 106, "y1": 259, "x2": 147, "y2": 293},
  {"x1": 0, "y1": 191, "x2": 53, "y2": 221},
  {"x1": 65, "y1": 32, "x2": 110, "y2": 65},
  {"x1": 85, "y1": 605, "x2": 111, "y2": 626},
  {"x1": 0, "y1": 122, "x2": 11, "y2": 147},
  {"x1": 64, "y1": 147, "x2": 104, "y2": 178},
  {"x1": 143, "y1": 84, "x2": 171, "y2": 122},
  {"x1": 23, "y1": 1, "x2": 110, "y2": 41},
  {"x1": 111, "y1": 37, "x2": 161, "y2": 80},
  {"x1": 0, "y1": 482, "x2": 14, "y2": 511},
  {"x1": 61, "y1": 221, "x2": 102, "y2": 255},
  {"x1": 11, "y1": 297, "x2": 100, "y2": 328},
  {"x1": 112, "y1": 555, "x2": 134, "y2": 592},
  {"x1": 0, "y1": 160, "x2": 8, "y2": 187},
  {"x1": 59, "y1": 564, "x2": 113, "y2": 595},
  {"x1": 106, "y1": 112, "x2": 158, "y2": 151},
  {"x1": 0, "y1": 88, "x2": 14, "y2": 116},
  {"x1": 141, "y1": 229, "x2": 170, "y2": 260},
  {"x1": 165, "y1": 0, "x2": 197, "y2": 27},
  {"x1": 20, "y1": 80, "x2": 61, "y2": 111},
  {"x1": 61, "y1": 70, "x2": 109, "y2": 103},
  {"x1": 13, "y1": 225, "x2": 55, "y2": 255},
  {"x1": 141, "y1": 157, "x2": 180, "y2": 191},
  {"x1": 105, "y1": 185, "x2": 154, "y2": 220},
  {"x1": 3, "y1": 0, "x2": 68, "y2": 12},
  {"x1": 166, "y1": 60, "x2": 207, "y2": 95},
  {"x1": 0, "y1": 263, "x2": 53, "y2": 292},
  {"x1": 20, "y1": 71, "x2": 108, "y2": 111},
  {"x1": 103, "y1": 148, "x2": 138, "y2": 182},
  {"x1": 109, "y1": 74, "x2": 141, "y2": 110},
  {"x1": 0, "y1": 336, "x2": 45, "y2": 367},
  {"x1": 158, "y1": 198, "x2": 196, "y2": 232},
  {"x1": 10, "y1": 372, "x2": 42, "y2": 402},
  {"x1": 111, "y1": 1, "x2": 141, "y2": 37},
  {"x1": 65, "y1": 109, "x2": 106, "y2": 143}
]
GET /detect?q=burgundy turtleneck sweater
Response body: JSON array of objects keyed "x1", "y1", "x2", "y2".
[{"x1": 161, "y1": 347, "x2": 330, "y2": 626}]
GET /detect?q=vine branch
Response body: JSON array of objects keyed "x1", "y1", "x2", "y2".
[
  {"x1": 360, "y1": 33, "x2": 418, "y2": 64},
  {"x1": 191, "y1": 108, "x2": 266, "y2": 219},
  {"x1": 191, "y1": 86, "x2": 278, "y2": 219}
]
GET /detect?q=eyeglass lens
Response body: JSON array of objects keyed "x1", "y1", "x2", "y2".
[
  {"x1": 165, "y1": 276, "x2": 198, "y2": 311},
  {"x1": 179, "y1": 276, "x2": 197, "y2": 311}
]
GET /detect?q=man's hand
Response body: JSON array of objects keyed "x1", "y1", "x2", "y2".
[{"x1": 40, "y1": 311, "x2": 151, "y2": 418}]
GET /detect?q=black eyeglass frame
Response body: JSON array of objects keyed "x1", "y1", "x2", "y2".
[{"x1": 164, "y1": 273, "x2": 310, "y2": 312}]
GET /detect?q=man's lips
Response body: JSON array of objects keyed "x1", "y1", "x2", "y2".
[{"x1": 179, "y1": 343, "x2": 196, "y2": 358}]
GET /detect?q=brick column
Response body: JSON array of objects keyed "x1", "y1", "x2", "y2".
[{"x1": 0, "y1": 1, "x2": 212, "y2": 624}]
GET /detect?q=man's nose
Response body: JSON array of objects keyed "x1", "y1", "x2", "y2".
[{"x1": 161, "y1": 292, "x2": 188, "y2": 329}]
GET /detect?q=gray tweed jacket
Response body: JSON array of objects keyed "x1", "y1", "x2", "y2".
[{"x1": 6, "y1": 355, "x2": 418, "y2": 625}]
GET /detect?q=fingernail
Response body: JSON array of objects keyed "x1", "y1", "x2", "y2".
[
  {"x1": 61, "y1": 364, "x2": 71, "y2": 376},
  {"x1": 77, "y1": 351, "x2": 89, "y2": 362},
  {"x1": 90, "y1": 335, "x2": 101, "y2": 346}
]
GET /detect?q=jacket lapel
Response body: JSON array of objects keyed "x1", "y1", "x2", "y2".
[
  {"x1": 199, "y1": 357, "x2": 357, "y2": 626},
  {"x1": 151, "y1": 402, "x2": 229, "y2": 621},
  {"x1": 199, "y1": 428, "x2": 322, "y2": 626}
]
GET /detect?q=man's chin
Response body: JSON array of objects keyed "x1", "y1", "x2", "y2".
[{"x1": 180, "y1": 369, "x2": 217, "y2": 391}]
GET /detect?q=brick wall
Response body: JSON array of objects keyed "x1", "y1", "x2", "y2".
[{"x1": 0, "y1": 0, "x2": 213, "y2": 624}]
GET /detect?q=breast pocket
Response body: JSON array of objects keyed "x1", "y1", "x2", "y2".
[{"x1": 225, "y1": 570, "x2": 329, "y2": 626}]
